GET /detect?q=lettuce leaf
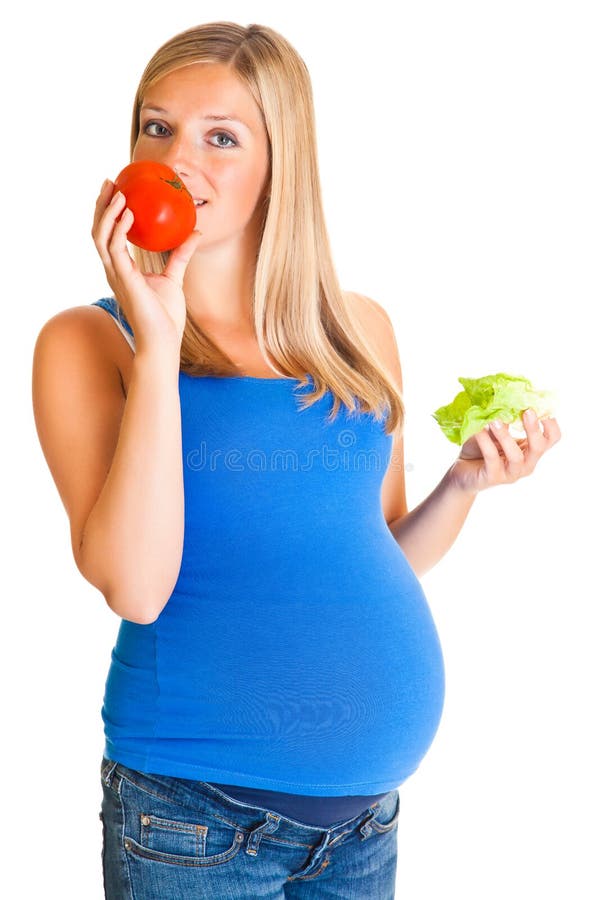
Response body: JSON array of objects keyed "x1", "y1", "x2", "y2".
[{"x1": 432, "y1": 372, "x2": 556, "y2": 445}]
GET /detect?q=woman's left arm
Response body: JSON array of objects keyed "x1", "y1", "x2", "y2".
[
  {"x1": 352, "y1": 292, "x2": 562, "y2": 579},
  {"x1": 390, "y1": 412, "x2": 562, "y2": 578}
]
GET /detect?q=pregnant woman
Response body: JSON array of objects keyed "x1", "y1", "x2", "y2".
[{"x1": 31, "y1": 20, "x2": 561, "y2": 899}]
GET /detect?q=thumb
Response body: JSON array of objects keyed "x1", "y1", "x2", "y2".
[{"x1": 163, "y1": 230, "x2": 203, "y2": 284}]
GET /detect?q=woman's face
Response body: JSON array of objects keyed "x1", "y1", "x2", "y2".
[{"x1": 134, "y1": 63, "x2": 271, "y2": 244}]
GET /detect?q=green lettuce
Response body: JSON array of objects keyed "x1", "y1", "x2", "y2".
[{"x1": 433, "y1": 372, "x2": 556, "y2": 445}]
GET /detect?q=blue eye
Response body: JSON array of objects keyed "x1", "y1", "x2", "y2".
[{"x1": 211, "y1": 132, "x2": 237, "y2": 149}]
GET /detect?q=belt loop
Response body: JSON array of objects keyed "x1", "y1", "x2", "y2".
[
  {"x1": 358, "y1": 804, "x2": 379, "y2": 841},
  {"x1": 245, "y1": 811, "x2": 281, "y2": 856},
  {"x1": 101, "y1": 759, "x2": 119, "y2": 788}
]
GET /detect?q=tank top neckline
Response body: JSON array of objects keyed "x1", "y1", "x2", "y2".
[
  {"x1": 182, "y1": 372, "x2": 313, "y2": 385},
  {"x1": 92, "y1": 298, "x2": 310, "y2": 386}
]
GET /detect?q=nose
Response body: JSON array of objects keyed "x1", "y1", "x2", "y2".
[
  {"x1": 156, "y1": 131, "x2": 200, "y2": 187},
  {"x1": 161, "y1": 137, "x2": 195, "y2": 178}
]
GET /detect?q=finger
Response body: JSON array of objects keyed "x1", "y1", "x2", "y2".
[
  {"x1": 474, "y1": 426, "x2": 507, "y2": 482},
  {"x1": 518, "y1": 410, "x2": 563, "y2": 472},
  {"x1": 517, "y1": 409, "x2": 546, "y2": 466},
  {"x1": 107, "y1": 204, "x2": 137, "y2": 281},
  {"x1": 541, "y1": 416, "x2": 562, "y2": 445},
  {"x1": 91, "y1": 182, "x2": 118, "y2": 265},
  {"x1": 162, "y1": 230, "x2": 204, "y2": 285},
  {"x1": 487, "y1": 420, "x2": 525, "y2": 478},
  {"x1": 91, "y1": 179, "x2": 115, "y2": 234},
  {"x1": 94, "y1": 190, "x2": 127, "y2": 270}
]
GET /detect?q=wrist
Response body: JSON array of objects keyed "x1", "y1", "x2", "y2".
[
  {"x1": 443, "y1": 463, "x2": 479, "y2": 500},
  {"x1": 133, "y1": 347, "x2": 181, "y2": 380}
]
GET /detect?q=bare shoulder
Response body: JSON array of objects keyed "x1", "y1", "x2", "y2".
[
  {"x1": 344, "y1": 289, "x2": 390, "y2": 327},
  {"x1": 34, "y1": 304, "x2": 129, "y2": 393},
  {"x1": 342, "y1": 291, "x2": 402, "y2": 392},
  {"x1": 35, "y1": 304, "x2": 117, "y2": 352}
]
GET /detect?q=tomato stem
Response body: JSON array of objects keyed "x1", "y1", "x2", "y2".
[{"x1": 162, "y1": 176, "x2": 184, "y2": 191}]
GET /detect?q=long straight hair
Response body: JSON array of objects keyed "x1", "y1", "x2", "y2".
[{"x1": 127, "y1": 21, "x2": 404, "y2": 435}]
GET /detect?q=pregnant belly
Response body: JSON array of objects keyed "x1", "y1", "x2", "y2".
[{"x1": 154, "y1": 584, "x2": 446, "y2": 788}]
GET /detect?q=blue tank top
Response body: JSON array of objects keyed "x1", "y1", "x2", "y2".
[{"x1": 92, "y1": 296, "x2": 445, "y2": 826}]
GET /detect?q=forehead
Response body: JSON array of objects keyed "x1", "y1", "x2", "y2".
[{"x1": 142, "y1": 63, "x2": 261, "y2": 131}]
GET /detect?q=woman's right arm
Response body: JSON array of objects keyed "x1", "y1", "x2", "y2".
[
  {"x1": 32, "y1": 318, "x2": 183, "y2": 624},
  {"x1": 79, "y1": 345, "x2": 185, "y2": 623},
  {"x1": 31, "y1": 180, "x2": 203, "y2": 624}
]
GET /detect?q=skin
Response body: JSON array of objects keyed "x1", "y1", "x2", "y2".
[{"x1": 133, "y1": 62, "x2": 271, "y2": 339}]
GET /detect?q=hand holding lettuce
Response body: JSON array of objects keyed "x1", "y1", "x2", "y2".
[{"x1": 433, "y1": 373, "x2": 556, "y2": 445}]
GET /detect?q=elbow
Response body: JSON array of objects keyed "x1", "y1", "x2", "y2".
[
  {"x1": 75, "y1": 537, "x2": 172, "y2": 623},
  {"x1": 104, "y1": 590, "x2": 166, "y2": 625}
]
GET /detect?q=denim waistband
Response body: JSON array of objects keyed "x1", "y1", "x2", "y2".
[{"x1": 101, "y1": 757, "x2": 398, "y2": 845}]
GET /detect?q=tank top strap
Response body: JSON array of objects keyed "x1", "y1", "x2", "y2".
[{"x1": 91, "y1": 297, "x2": 136, "y2": 352}]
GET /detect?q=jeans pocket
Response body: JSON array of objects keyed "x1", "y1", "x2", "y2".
[
  {"x1": 369, "y1": 789, "x2": 400, "y2": 834},
  {"x1": 119, "y1": 775, "x2": 246, "y2": 868},
  {"x1": 140, "y1": 812, "x2": 208, "y2": 857}
]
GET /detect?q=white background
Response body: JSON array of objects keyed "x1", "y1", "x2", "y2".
[{"x1": 4, "y1": 0, "x2": 598, "y2": 896}]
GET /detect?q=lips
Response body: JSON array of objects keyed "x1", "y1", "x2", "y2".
[{"x1": 194, "y1": 199, "x2": 208, "y2": 207}]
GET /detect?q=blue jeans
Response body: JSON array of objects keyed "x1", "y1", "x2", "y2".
[{"x1": 99, "y1": 757, "x2": 400, "y2": 898}]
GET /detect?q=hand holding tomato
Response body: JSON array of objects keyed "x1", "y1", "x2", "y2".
[{"x1": 91, "y1": 169, "x2": 203, "y2": 358}]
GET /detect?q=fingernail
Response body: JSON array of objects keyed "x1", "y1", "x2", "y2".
[
  {"x1": 492, "y1": 419, "x2": 503, "y2": 430},
  {"x1": 525, "y1": 408, "x2": 536, "y2": 421}
]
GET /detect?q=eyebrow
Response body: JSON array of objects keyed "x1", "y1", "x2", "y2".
[{"x1": 141, "y1": 105, "x2": 250, "y2": 129}]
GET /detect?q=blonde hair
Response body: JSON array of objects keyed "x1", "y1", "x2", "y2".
[{"x1": 128, "y1": 21, "x2": 404, "y2": 435}]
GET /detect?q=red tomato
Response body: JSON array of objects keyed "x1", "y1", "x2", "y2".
[{"x1": 113, "y1": 160, "x2": 197, "y2": 252}]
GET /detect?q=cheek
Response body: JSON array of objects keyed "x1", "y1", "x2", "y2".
[
  {"x1": 132, "y1": 140, "x2": 157, "y2": 163},
  {"x1": 219, "y1": 167, "x2": 262, "y2": 202}
]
